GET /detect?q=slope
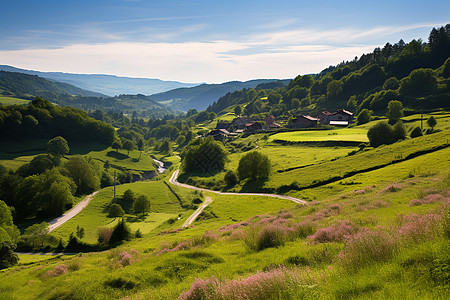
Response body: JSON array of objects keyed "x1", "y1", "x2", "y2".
[{"x1": 0, "y1": 65, "x2": 199, "y2": 96}]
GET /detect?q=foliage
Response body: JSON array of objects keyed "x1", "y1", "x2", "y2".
[
  {"x1": 109, "y1": 203, "x2": 125, "y2": 218},
  {"x1": 64, "y1": 155, "x2": 100, "y2": 195},
  {"x1": 76, "y1": 225, "x2": 85, "y2": 239},
  {"x1": 109, "y1": 219, "x2": 132, "y2": 244},
  {"x1": 356, "y1": 109, "x2": 372, "y2": 125},
  {"x1": 386, "y1": 100, "x2": 404, "y2": 124},
  {"x1": 237, "y1": 151, "x2": 271, "y2": 180},
  {"x1": 122, "y1": 189, "x2": 135, "y2": 202},
  {"x1": 427, "y1": 116, "x2": 437, "y2": 129},
  {"x1": 224, "y1": 170, "x2": 238, "y2": 187},
  {"x1": 0, "y1": 241, "x2": 18, "y2": 270},
  {"x1": 410, "y1": 126, "x2": 423, "y2": 138},
  {"x1": 22, "y1": 222, "x2": 49, "y2": 248},
  {"x1": 367, "y1": 121, "x2": 396, "y2": 147},
  {"x1": 182, "y1": 137, "x2": 228, "y2": 174},
  {"x1": 133, "y1": 195, "x2": 151, "y2": 215},
  {"x1": 47, "y1": 136, "x2": 70, "y2": 156}
]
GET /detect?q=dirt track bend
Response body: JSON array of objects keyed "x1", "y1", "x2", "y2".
[
  {"x1": 48, "y1": 191, "x2": 98, "y2": 232},
  {"x1": 169, "y1": 169, "x2": 308, "y2": 226}
]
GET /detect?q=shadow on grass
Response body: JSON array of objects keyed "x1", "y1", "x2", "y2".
[
  {"x1": 106, "y1": 151, "x2": 129, "y2": 160},
  {"x1": 239, "y1": 178, "x2": 270, "y2": 193}
]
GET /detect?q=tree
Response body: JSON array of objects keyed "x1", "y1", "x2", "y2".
[
  {"x1": 76, "y1": 225, "x2": 85, "y2": 239},
  {"x1": 427, "y1": 116, "x2": 437, "y2": 130},
  {"x1": 291, "y1": 98, "x2": 300, "y2": 110},
  {"x1": 23, "y1": 222, "x2": 49, "y2": 248},
  {"x1": 327, "y1": 80, "x2": 343, "y2": 99},
  {"x1": 237, "y1": 151, "x2": 271, "y2": 180},
  {"x1": 386, "y1": 100, "x2": 404, "y2": 124},
  {"x1": 367, "y1": 121, "x2": 396, "y2": 147},
  {"x1": 64, "y1": 155, "x2": 100, "y2": 195},
  {"x1": 109, "y1": 219, "x2": 132, "y2": 244},
  {"x1": 356, "y1": 109, "x2": 372, "y2": 125},
  {"x1": 47, "y1": 136, "x2": 69, "y2": 157},
  {"x1": 112, "y1": 140, "x2": 122, "y2": 153},
  {"x1": 392, "y1": 121, "x2": 407, "y2": 141},
  {"x1": 133, "y1": 195, "x2": 151, "y2": 216},
  {"x1": 109, "y1": 203, "x2": 125, "y2": 218},
  {"x1": 182, "y1": 137, "x2": 228, "y2": 174},
  {"x1": 137, "y1": 138, "x2": 144, "y2": 160},
  {"x1": 224, "y1": 170, "x2": 238, "y2": 187},
  {"x1": 0, "y1": 241, "x2": 19, "y2": 270},
  {"x1": 122, "y1": 189, "x2": 135, "y2": 202},
  {"x1": 234, "y1": 105, "x2": 242, "y2": 116},
  {"x1": 410, "y1": 126, "x2": 423, "y2": 138},
  {"x1": 122, "y1": 139, "x2": 135, "y2": 156}
]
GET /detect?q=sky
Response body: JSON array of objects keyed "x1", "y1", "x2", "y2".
[{"x1": 0, "y1": 0, "x2": 448, "y2": 83}]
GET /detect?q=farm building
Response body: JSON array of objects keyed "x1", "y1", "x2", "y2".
[
  {"x1": 231, "y1": 117, "x2": 252, "y2": 129},
  {"x1": 289, "y1": 115, "x2": 319, "y2": 128},
  {"x1": 206, "y1": 129, "x2": 230, "y2": 141},
  {"x1": 245, "y1": 122, "x2": 263, "y2": 132},
  {"x1": 317, "y1": 109, "x2": 353, "y2": 126}
]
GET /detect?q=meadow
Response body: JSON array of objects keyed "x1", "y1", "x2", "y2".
[
  {"x1": 0, "y1": 96, "x2": 30, "y2": 105},
  {"x1": 269, "y1": 127, "x2": 369, "y2": 143}
]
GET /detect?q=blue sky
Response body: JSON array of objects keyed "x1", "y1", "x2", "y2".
[{"x1": 0, "y1": 0, "x2": 448, "y2": 83}]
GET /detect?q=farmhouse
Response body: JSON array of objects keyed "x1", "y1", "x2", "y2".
[
  {"x1": 289, "y1": 115, "x2": 319, "y2": 128},
  {"x1": 245, "y1": 122, "x2": 263, "y2": 132},
  {"x1": 231, "y1": 117, "x2": 252, "y2": 129},
  {"x1": 206, "y1": 129, "x2": 230, "y2": 141},
  {"x1": 317, "y1": 109, "x2": 353, "y2": 126}
]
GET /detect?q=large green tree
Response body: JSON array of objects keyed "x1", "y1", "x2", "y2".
[
  {"x1": 133, "y1": 195, "x2": 151, "y2": 216},
  {"x1": 237, "y1": 151, "x2": 271, "y2": 181},
  {"x1": 386, "y1": 100, "x2": 404, "y2": 124},
  {"x1": 182, "y1": 137, "x2": 228, "y2": 174},
  {"x1": 64, "y1": 156, "x2": 100, "y2": 195},
  {"x1": 47, "y1": 136, "x2": 70, "y2": 157}
]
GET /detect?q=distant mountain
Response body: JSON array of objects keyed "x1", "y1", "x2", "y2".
[
  {"x1": 0, "y1": 71, "x2": 106, "y2": 98},
  {"x1": 0, "y1": 65, "x2": 199, "y2": 96},
  {"x1": 150, "y1": 79, "x2": 290, "y2": 111}
]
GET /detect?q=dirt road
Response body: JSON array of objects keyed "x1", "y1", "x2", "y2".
[
  {"x1": 48, "y1": 191, "x2": 98, "y2": 232},
  {"x1": 169, "y1": 169, "x2": 307, "y2": 205},
  {"x1": 182, "y1": 196, "x2": 213, "y2": 228}
]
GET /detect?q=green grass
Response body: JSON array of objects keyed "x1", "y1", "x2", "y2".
[
  {"x1": 269, "y1": 127, "x2": 369, "y2": 143},
  {"x1": 0, "y1": 96, "x2": 30, "y2": 105},
  {"x1": 86, "y1": 147, "x2": 156, "y2": 172}
]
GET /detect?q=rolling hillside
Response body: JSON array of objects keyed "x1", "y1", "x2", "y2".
[
  {"x1": 0, "y1": 65, "x2": 199, "y2": 96},
  {"x1": 150, "y1": 79, "x2": 290, "y2": 111}
]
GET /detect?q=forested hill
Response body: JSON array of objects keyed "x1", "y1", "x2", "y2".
[
  {"x1": 206, "y1": 24, "x2": 450, "y2": 117},
  {"x1": 0, "y1": 71, "x2": 106, "y2": 98},
  {"x1": 0, "y1": 97, "x2": 116, "y2": 145},
  {"x1": 150, "y1": 79, "x2": 290, "y2": 111}
]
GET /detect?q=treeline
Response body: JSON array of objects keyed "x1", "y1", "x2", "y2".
[
  {"x1": 0, "y1": 97, "x2": 116, "y2": 144},
  {"x1": 206, "y1": 25, "x2": 450, "y2": 118}
]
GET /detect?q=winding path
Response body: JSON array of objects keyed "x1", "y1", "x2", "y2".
[
  {"x1": 48, "y1": 191, "x2": 98, "y2": 232},
  {"x1": 169, "y1": 169, "x2": 307, "y2": 226}
]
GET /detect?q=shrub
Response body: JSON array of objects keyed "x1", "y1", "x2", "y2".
[
  {"x1": 427, "y1": 116, "x2": 437, "y2": 130},
  {"x1": 0, "y1": 241, "x2": 19, "y2": 269},
  {"x1": 367, "y1": 121, "x2": 395, "y2": 147},
  {"x1": 135, "y1": 229, "x2": 143, "y2": 238},
  {"x1": 337, "y1": 230, "x2": 397, "y2": 270},
  {"x1": 108, "y1": 203, "x2": 124, "y2": 218},
  {"x1": 133, "y1": 195, "x2": 151, "y2": 216},
  {"x1": 410, "y1": 126, "x2": 423, "y2": 138},
  {"x1": 43, "y1": 264, "x2": 69, "y2": 278},
  {"x1": 237, "y1": 151, "x2": 271, "y2": 180},
  {"x1": 122, "y1": 189, "x2": 135, "y2": 202},
  {"x1": 308, "y1": 220, "x2": 360, "y2": 244},
  {"x1": 179, "y1": 266, "x2": 317, "y2": 300},
  {"x1": 224, "y1": 170, "x2": 238, "y2": 186},
  {"x1": 97, "y1": 227, "x2": 113, "y2": 244},
  {"x1": 397, "y1": 213, "x2": 442, "y2": 243},
  {"x1": 356, "y1": 109, "x2": 372, "y2": 125},
  {"x1": 392, "y1": 121, "x2": 407, "y2": 141},
  {"x1": 409, "y1": 194, "x2": 444, "y2": 206},
  {"x1": 380, "y1": 183, "x2": 402, "y2": 193},
  {"x1": 109, "y1": 219, "x2": 132, "y2": 244}
]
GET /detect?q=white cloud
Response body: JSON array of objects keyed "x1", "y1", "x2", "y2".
[{"x1": 0, "y1": 40, "x2": 375, "y2": 83}]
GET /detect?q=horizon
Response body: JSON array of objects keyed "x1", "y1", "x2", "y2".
[{"x1": 0, "y1": 0, "x2": 449, "y2": 83}]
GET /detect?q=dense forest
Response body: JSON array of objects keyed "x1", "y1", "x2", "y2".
[{"x1": 206, "y1": 25, "x2": 450, "y2": 118}]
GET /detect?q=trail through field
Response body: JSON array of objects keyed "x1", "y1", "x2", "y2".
[
  {"x1": 48, "y1": 191, "x2": 98, "y2": 232},
  {"x1": 182, "y1": 196, "x2": 213, "y2": 228},
  {"x1": 169, "y1": 169, "x2": 307, "y2": 205}
]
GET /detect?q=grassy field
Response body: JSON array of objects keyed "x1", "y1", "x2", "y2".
[
  {"x1": 0, "y1": 96, "x2": 30, "y2": 105},
  {"x1": 269, "y1": 127, "x2": 369, "y2": 143},
  {"x1": 1, "y1": 113, "x2": 449, "y2": 299}
]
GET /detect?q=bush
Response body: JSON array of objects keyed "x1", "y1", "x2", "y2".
[
  {"x1": 367, "y1": 121, "x2": 395, "y2": 147},
  {"x1": 392, "y1": 121, "x2": 407, "y2": 141},
  {"x1": 224, "y1": 170, "x2": 238, "y2": 186},
  {"x1": 97, "y1": 227, "x2": 113, "y2": 244},
  {"x1": 237, "y1": 151, "x2": 271, "y2": 180},
  {"x1": 182, "y1": 137, "x2": 228, "y2": 174},
  {"x1": 0, "y1": 241, "x2": 19, "y2": 269},
  {"x1": 133, "y1": 195, "x2": 151, "y2": 216},
  {"x1": 356, "y1": 109, "x2": 372, "y2": 125},
  {"x1": 109, "y1": 219, "x2": 132, "y2": 245},
  {"x1": 307, "y1": 220, "x2": 360, "y2": 244},
  {"x1": 410, "y1": 126, "x2": 423, "y2": 138},
  {"x1": 108, "y1": 203, "x2": 125, "y2": 218}
]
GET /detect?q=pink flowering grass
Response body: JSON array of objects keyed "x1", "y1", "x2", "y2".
[
  {"x1": 179, "y1": 266, "x2": 317, "y2": 300},
  {"x1": 307, "y1": 220, "x2": 360, "y2": 244},
  {"x1": 43, "y1": 264, "x2": 69, "y2": 278},
  {"x1": 380, "y1": 183, "x2": 402, "y2": 193},
  {"x1": 409, "y1": 193, "x2": 445, "y2": 206},
  {"x1": 157, "y1": 231, "x2": 218, "y2": 255},
  {"x1": 337, "y1": 230, "x2": 397, "y2": 270},
  {"x1": 397, "y1": 213, "x2": 442, "y2": 243}
]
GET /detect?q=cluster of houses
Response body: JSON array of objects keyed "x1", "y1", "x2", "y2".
[{"x1": 206, "y1": 109, "x2": 353, "y2": 140}]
